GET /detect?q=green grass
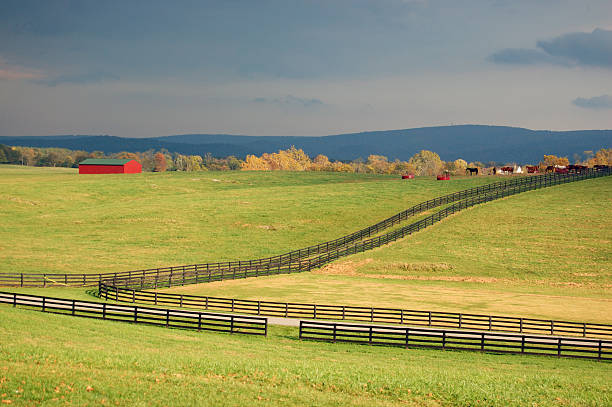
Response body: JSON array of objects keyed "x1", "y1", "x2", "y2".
[
  {"x1": 163, "y1": 175, "x2": 612, "y2": 323},
  {"x1": 1, "y1": 306, "x2": 610, "y2": 406},
  {"x1": 0, "y1": 165, "x2": 498, "y2": 275},
  {"x1": 1, "y1": 165, "x2": 611, "y2": 405}
]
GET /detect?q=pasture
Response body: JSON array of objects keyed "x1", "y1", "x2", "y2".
[{"x1": 1, "y1": 165, "x2": 611, "y2": 406}]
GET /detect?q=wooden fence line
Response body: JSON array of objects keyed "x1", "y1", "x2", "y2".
[
  {"x1": 106, "y1": 168, "x2": 611, "y2": 291},
  {"x1": 98, "y1": 282, "x2": 612, "y2": 339},
  {"x1": 1, "y1": 168, "x2": 608, "y2": 288},
  {"x1": 299, "y1": 320, "x2": 612, "y2": 361},
  {"x1": 0, "y1": 291, "x2": 267, "y2": 336}
]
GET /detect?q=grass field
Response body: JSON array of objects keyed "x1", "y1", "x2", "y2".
[
  {"x1": 1, "y1": 306, "x2": 610, "y2": 406},
  {"x1": 0, "y1": 165, "x2": 497, "y2": 275},
  {"x1": 1, "y1": 165, "x2": 611, "y2": 405}
]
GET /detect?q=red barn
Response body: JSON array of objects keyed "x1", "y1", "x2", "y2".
[{"x1": 78, "y1": 159, "x2": 142, "y2": 174}]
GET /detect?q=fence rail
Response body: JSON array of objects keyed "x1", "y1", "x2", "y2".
[
  {"x1": 1, "y1": 167, "x2": 609, "y2": 288},
  {"x1": 299, "y1": 320, "x2": 612, "y2": 360},
  {"x1": 0, "y1": 291, "x2": 267, "y2": 336},
  {"x1": 98, "y1": 283, "x2": 612, "y2": 339},
  {"x1": 103, "y1": 167, "x2": 611, "y2": 291}
]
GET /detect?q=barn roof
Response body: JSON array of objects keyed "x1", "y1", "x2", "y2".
[{"x1": 79, "y1": 159, "x2": 133, "y2": 166}]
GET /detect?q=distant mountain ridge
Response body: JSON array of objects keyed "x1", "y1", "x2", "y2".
[{"x1": 1, "y1": 125, "x2": 610, "y2": 163}]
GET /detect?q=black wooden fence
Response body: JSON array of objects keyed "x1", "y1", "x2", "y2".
[
  {"x1": 104, "y1": 167, "x2": 612, "y2": 291},
  {"x1": 0, "y1": 291, "x2": 267, "y2": 336},
  {"x1": 1, "y1": 167, "x2": 609, "y2": 288},
  {"x1": 98, "y1": 282, "x2": 612, "y2": 339},
  {"x1": 299, "y1": 320, "x2": 612, "y2": 360}
]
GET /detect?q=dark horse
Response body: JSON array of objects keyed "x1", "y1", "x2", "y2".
[{"x1": 465, "y1": 167, "x2": 479, "y2": 176}]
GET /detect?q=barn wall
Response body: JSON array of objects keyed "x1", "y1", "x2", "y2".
[
  {"x1": 79, "y1": 165, "x2": 124, "y2": 174},
  {"x1": 124, "y1": 160, "x2": 142, "y2": 173}
]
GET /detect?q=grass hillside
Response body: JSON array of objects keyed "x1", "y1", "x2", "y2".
[
  {"x1": 1, "y1": 166, "x2": 611, "y2": 406},
  {"x1": 1, "y1": 306, "x2": 610, "y2": 406},
  {"x1": 167, "y1": 175, "x2": 612, "y2": 323},
  {"x1": 0, "y1": 165, "x2": 497, "y2": 275}
]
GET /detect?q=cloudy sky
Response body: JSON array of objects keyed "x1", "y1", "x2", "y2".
[{"x1": 0, "y1": 0, "x2": 611, "y2": 138}]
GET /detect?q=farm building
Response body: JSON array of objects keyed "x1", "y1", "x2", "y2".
[{"x1": 78, "y1": 159, "x2": 142, "y2": 174}]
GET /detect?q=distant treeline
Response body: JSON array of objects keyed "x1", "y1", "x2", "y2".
[{"x1": 1, "y1": 144, "x2": 610, "y2": 175}]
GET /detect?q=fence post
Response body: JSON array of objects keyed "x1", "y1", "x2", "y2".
[
  {"x1": 371, "y1": 307, "x2": 374, "y2": 322},
  {"x1": 442, "y1": 331, "x2": 446, "y2": 348},
  {"x1": 102, "y1": 302, "x2": 107, "y2": 319},
  {"x1": 369, "y1": 326, "x2": 373, "y2": 344},
  {"x1": 180, "y1": 295, "x2": 184, "y2": 308},
  {"x1": 481, "y1": 333, "x2": 485, "y2": 351},
  {"x1": 405, "y1": 328, "x2": 410, "y2": 348},
  {"x1": 333, "y1": 324, "x2": 337, "y2": 343},
  {"x1": 230, "y1": 316, "x2": 234, "y2": 334},
  {"x1": 313, "y1": 304, "x2": 317, "y2": 319},
  {"x1": 13, "y1": 293, "x2": 17, "y2": 307},
  {"x1": 72, "y1": 300, "x2": 75, "y2": 316},
  {"x1": 166, "y1": 309, "x2": 170, "y2": 327},
  {"x1": 428, "y1": 312, "x2": 432, "y2": 327},
  {"x1": 550, "y1": 320, "x2": 554, "y2": 335},
  {"x1": 488, "y1": 316, "x2": 492, "y2": 331},
  {"x1": 521, "y1": 336, "x2": 525, "y2": 353},
  {"x1": 197, "y1": 313, "x2": 202, "y2": 331},
  {"x1": 458, "y1": 313, "x2": 462, "y2": 329},
  {"x1": 134, "y1": 307, "x2": 138, "y2": 323},
  {"x1": 583, "y1": 323, "x2": 586, "y2": 337},
  {"x1": 557, "y1": 338, "x2": 561, "y2": 357},
  {"x1": 342, "y1": 306, "x2": 345, "y2": 320},
  {"x1": 599, "y1": 340, "x2": 603, "y2": 360},
  {"x1": 42, "y1": 296, "x2": 46, "y2": 312},
  {"x1": 519, "y1": 318, "x2": 523, "y2": 333}
]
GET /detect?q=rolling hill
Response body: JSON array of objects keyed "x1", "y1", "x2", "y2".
[{"x1": 1, "y1": 125, "x2": 610, "y2": 163}]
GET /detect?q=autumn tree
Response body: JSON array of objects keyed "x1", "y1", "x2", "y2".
[
  {"x1": 541, "y1": 154, "x2": 570, "y2": 167},
  {"x1": 409, "y1": 150, "x2": 443, "y2": 176},
  {"x1": 154, "y1": 152, "x2": 167, "y2": 172}
]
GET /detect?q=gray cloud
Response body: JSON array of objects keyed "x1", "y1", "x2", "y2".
[
  {"x1": 490, "y1": 28, "x2": 612, "y2": 68},
  {"x1": 488, "y1": 48, "x2": 558, "y2": 65},
  {"x1": 34, "y1": 72, "x2": 119, "y2": 86},
  {"x1": 572, "y1": 94, "x2": 612, "y2": 109},
  {"x1": 538, "y1": 28, "x2": 612, "y2": 68},
  {"x1": 252, "y1": 95, "x2": 324, "y2": 108}
]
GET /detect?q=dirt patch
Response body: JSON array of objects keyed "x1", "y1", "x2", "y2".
[
  {"x1": 314, "y1": 258, "x2": 373, "y2": 275},
  {"x1": 236, "y1": 223, "x2": 277, "y2": 231},
  {"x1": 386, "y1": 262, "x2": 454, "y2": 272}
]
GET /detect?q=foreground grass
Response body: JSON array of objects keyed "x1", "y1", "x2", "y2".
[{"x1": 1, "y1": 306, "x2": 610, "y2": 406}]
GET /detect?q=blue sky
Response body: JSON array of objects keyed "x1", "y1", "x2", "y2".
[{"x1": 0, "y1": 0, "x2": 611, "y2": 137}]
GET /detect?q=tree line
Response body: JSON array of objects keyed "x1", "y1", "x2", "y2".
[{"x1": 1, "y1": 143, "x2": 610, "y2": 175}]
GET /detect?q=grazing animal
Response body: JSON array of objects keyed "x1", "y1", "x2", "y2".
[
  {"x1": 567, "y1": 164, "x2": 587, "y2": 173},
  {"x1": 554, "y1": 167, "x2": 569, "y2": 174},
  {"x1": 545, "y1": 165, "x2": 555, "y2": 173},
  {"x1": 526, "y1": 165, "x2": 538, "y2": 174},
  {"x1": 465, "y1": 167, "x2": 479, "y2": 176},
  {"x1": 500, "y1": 166, "x2": 514, "y2": 174}
]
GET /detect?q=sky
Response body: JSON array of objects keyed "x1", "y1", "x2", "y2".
[{"x1": 0, "y1": 0, "x2": 611, "y2": 138}]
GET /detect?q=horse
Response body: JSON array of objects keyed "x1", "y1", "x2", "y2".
[
  {"x1": 526, "y1": 165, "x2": 538, "y2": 174},
  {"x1": 465, "y1": 167, "x2": 478, "y2": 176},
  {"x1": 500, "y1": 166, "x2": 514, "y2": 174},
  {"x1": 545, "y1": 165, "x2": 555, "y2": 173}
]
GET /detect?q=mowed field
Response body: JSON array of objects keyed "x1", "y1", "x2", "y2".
[{"x1": 1, "y1": 165, "x2": 611, "y2": 406}]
